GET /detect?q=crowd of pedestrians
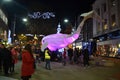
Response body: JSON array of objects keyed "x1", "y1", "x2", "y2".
[
  {"x1": 68, "y1": 47, "x2": 90, "y2": 68},
  {"x1": 0, "y1": 41, "x2": 92, "y2": 80},
  {"x1": 0, "y1": 44, "x2": 19, "y2": 76}
]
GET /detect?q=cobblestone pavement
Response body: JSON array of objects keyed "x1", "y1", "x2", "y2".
[{"x1": 0, "y1": 57, "x2": 120, "y2": 80}]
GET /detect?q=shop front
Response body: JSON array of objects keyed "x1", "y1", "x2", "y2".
[{"x1": 97, "y1": 38, "x2": 120, "y2": 58}]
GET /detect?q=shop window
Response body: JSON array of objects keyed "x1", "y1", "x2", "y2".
[
  {"x1": 97, "y1": 9, "x2": 100, "y2": 16},
  {"x1": 97, "y1": 22, "x2": 101, "y2": 33},
  {"x1": 97, "y1": 44, "x2": 119, "y2": 57},
  {"x1": 103, "y1": 19, "x2": 108, "y2": 30},
  {"x1": 102, "y1": 3, "x2": 106, "y2": 12},
  {"x1": 104, "y1": 24, "x2": 108, "y2": 30}
]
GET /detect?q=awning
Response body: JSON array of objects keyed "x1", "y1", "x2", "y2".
[{"x1": 97, "y1": 38, "x2": 120, "y2": 45}]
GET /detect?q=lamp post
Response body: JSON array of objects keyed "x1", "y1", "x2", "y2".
[
  {"x1": 22, "y1": 18, "x2": 28, "y2": 22},
  {"x1": 13, "y1": 16, "x2": 28, "y2": 43},
  {"x1": 12, "y1": 14, "x2": 16, "y2": 43},
  {"x1": 64, "y1": 19, "x2": 69, "y2": 23}
]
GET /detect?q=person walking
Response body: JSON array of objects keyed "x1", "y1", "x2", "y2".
[
  {"x1": 21, "y1": 44, "x2": 35, "y2": 80},
  {"x1": 62, "y1": 48, "x2": 67, "y2": 66},
  {"x1": 0, "y1": 44, "x2": 12, "y2": 76},
  {"x1": 67, "y1": 48, "x2": 73, "y2": 64},
  {"x1": 83, "y1": 46, "x2": 90, "y2": 68},
  {"x1": 35, "y1": 47, "x2": 41, "y2": 65},
  {"x1": 10, "y1": 46, "x2": 18, "y2": 73},
  {"x1": 44, "y1": 48, "x2": 51, "y2": 70}
]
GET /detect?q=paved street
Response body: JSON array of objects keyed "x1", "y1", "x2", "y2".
[
  {"x1": 0, "y1": 58, "x2": 120, "y2": 80},
  {"x1": 0, "y1": 76, "x2": 18, "y2": 80}
]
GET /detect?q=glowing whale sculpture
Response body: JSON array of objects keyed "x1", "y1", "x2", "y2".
[{"x1": 41, "y1": 10, "x2": 102, "y2": 51}]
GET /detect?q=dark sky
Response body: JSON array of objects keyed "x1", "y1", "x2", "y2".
[
  {"x1": 14, "y1": 0, "x2": 96, "y2": 21},
  {"x1": 1, "y1": 0, "x2": 96, "y2": 22},
  {"x1": 1, "y1": 0, "x2": 96, "y2": 35}
]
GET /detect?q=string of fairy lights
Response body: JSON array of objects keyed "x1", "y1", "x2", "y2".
[{"x1": 28, "y1": 12, "x2": 55, "y2": 19}]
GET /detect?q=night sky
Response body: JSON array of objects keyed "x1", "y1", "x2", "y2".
[
  {"x1": 1, "y1": 0, "x2": 96, "y2": 35},
  {"x1": 15, "y1": 0, "x2": 96, "y2": 20}
]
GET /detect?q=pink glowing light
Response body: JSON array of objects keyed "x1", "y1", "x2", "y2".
[{"x1": 41, "y1": 33, "x2": 79, "y2": 51}]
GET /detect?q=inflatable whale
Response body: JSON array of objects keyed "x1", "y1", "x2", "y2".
[{"x1": 41, "y1": 10, "x2": 102, "y2": 51}]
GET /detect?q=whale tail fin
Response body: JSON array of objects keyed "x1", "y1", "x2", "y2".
[
  {"x1": 80, "y1": 10, "x2": 104, "y2": 22},
  {"x1": 80, "y1": 10, "x2": 94, "y2": 18},
  {"x1": 75, "y1": 10, "x2": 104, "y2": 38}
]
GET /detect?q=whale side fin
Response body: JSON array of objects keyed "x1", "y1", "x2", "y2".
[{"x1": 41, "y1": 42, "x2": 48, "y2": 52}]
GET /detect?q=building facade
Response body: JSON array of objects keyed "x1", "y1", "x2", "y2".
[
  {"x1": 93, "y1": 0, "x2": 120, "y2": 58},
  {"x1": 0, "y1": 8, "x2": 8, "y2": 42}
]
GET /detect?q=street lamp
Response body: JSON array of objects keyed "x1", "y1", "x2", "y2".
[
  {"x1": 22, "y1": 18, "x2": 28, "y2": 22},
  {"x1": 64, "y1": 19, "x2": 69, "y2": 23},
  {"x1": 13, "y1": 17, "x2": 28, "y2": 43}
]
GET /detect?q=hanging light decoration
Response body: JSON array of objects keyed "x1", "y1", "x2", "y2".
[{"x1": 28, "y1": 12, "x2": 55, "y2": 19}]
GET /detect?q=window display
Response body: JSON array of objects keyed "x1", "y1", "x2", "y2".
[{"x1": 97, "y1": 44, "x2": 120, "y2": 58}]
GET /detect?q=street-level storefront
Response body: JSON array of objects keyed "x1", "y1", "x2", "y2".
[
  {"x1": 97, "y1": 38, "x2": 120, "y2": 58},
  {"x1": 72, "y1": 42, "x2": 82, "y2": 49}
]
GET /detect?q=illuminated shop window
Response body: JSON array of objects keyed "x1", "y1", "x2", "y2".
[
  {"x1": 119, "y1": 44, "x2": 120, "y2": 48},
  {"x1": 103, "y1": 19, "x2": 108, "y2": 30},
  {"x1": 112, "y1": 22, "x2": 116, "y2": 27},
  {"x1": 97, "y1": 22, "x2": 101, "y2": 34},
  {"x1": 97, "y1": 44, "x2": 120, "y2": 57},
  {"x1": 104, "y1": 24, "x2": 108, "y2": 30},
  {"x1": 111, "y1": 14, "x2": 116, "y2": 27}
]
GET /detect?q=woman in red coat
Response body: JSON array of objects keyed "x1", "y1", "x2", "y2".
[{"x1": 21, "y1": 44, "x2": 35, "y2": 80}]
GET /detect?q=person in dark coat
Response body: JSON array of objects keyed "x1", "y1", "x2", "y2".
[
  {"x1": 83, "y1": 46, "x2": 90, "y2": 68},
  {"x1": 0, "y1": 44, "x2": 12, "y2": 76},
  {"x1": 62, "y1": 48, "x2": 67, "y2": 66},
  {"x1": 67, "y1": 48, "x2": 73, "y2": 64},
  {"x1": 35, "y1": 47, "x2": 41, "y2": 64}
]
